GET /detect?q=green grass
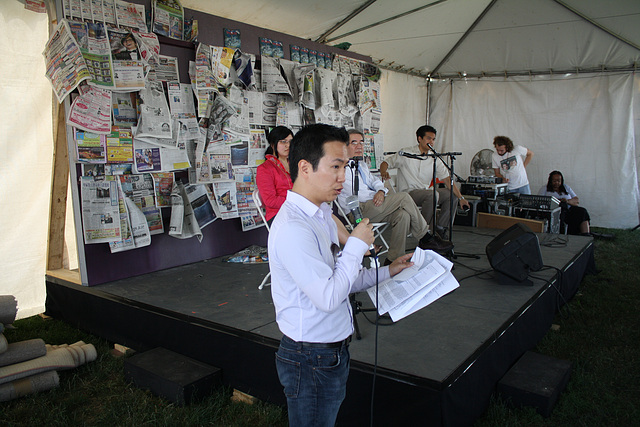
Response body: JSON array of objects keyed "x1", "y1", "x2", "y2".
[
  {"x1": 0, "y1": 318, "x2": 287, "y2": 426},
  {"x1": 1, "y1": 228, "x2": 639, "y2": 425},
  {"x1": 476, "y1": 227, "x2": 640, "y2": 426}
]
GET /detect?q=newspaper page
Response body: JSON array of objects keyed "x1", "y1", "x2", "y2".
[
  {"x1": 111, "y1": 92, "x2": 138, "y2": 127},
  {"x1": 337, "y1": 72, "x2": 358, "y2": 118},
  {"x1": 315, "y1": 67, "x2": 338, "y2": 115},
  {"x1": 225, "y1": 86, "x2": 250, "y2": 135},
  {"x1": 301, "y1": 68, "x2": 316, "y2": 110},
  {"x1": 358, "y1": 78, "x2": 381, "y2": 117},
  {"x1": 134, "y1": 31, "x2": 161, "y2": 66},
  {"x1": 83, "y1": 22, "x2": 116, "y2": 89},
  {"x1": 153, "y1": 0, "x2": 184, "y2": 40},
  {"x1": 291, "y1": 62, "x2": 316, "y2": 104},
  {"x1": 185, "y1": 183, "x2": 218, "y2": 230},
  {"x1": 102, "y1": 0, "x2": 117, "y2": 25},
  {"x1": 246, "y1": 91, "x2": 277, "y2": 126},
  {"x1": 106, "y1": 127, "x2": 134, "y2": 163},
  {"x1": 118, "y1": 173, "x2": 164, "y2": 235},
  {"x1": 133, "y1": 136, "x2": 190, "y2": 172},
  {"x1": 275, "y1": 96, "x2": 303, "y2": 128},
  {"x1": 151, "y1": 172, "x2": 174, "y2": 207},
  {"x1": 80, "y1": 176, "x2": 121, "y2": 244},
  {"x1": 169, "y1": 180, "x2": 202, "y2": 241},
  {"x1": 109, "y1": 180, "x2": 151, "y2": 252},
  {"x1": 43, "y1": 19, "x2": 91, "y2": 103},
  {"x1": 261, "y1": 56, "x2": 291, "y2": 95},
  {"x1": 136, "y1": 79, "x2": 173, "y2": 139},
  {"x1": 367, "y1": 249, "x2": 459, "y2": 321},
  {"x1": 212, "y1": 180, "x2": 239, "y2": 219},
  {"x1": 211, "y1": 46, "x2": 234, "y2": 87},
  {"x1": 76, "y1": 129, "x2": 106, "y2": 163},
  {"x1": 115, "y1": 0, "x2": 147, "y2": 32},
  {"x1": 153, "y1": 55, "x2": 180, "y2": 82},
  {"x1": 232, "y1": 50, "x2": 257, "y2": 90},
  {"x1": 189, "y1": 60, "x2": 213, "y2": 117},
  {"x1": 67, "y1": 83, "x2": 112, "y2": 134}
]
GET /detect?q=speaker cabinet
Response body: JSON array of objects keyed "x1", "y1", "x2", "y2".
[{"x1": 485, "y1": 223, "x2": 543, "y2": 286}]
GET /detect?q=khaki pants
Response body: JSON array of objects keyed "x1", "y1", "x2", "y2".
[
  {"x1": 361, "y1": 192, "x2": 429, "y2": 261},
  {"x1": 409, "y1": 188, "x2": 458, "y2": 231}
]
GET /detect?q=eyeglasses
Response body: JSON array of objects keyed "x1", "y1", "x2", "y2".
[
  {"x1": 349, "y1": 141, "x2": 364, "y2": 146},
  {"x1": 278, "y1": 139, "x2": 291, "y2": 145}
]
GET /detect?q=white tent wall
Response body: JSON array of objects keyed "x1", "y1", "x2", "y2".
[
  {"x1": 0, "y1": 2, "x2": 54, "y2": 319},
  {"x1": 428, "y1": 72, "x2": 639, "y2": 229},
  {"x1": 379, "y1": 69, "x2": 428, "y2": 150}
]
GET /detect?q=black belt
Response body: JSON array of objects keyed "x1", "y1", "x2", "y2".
[{"x1": 283, "y1": 335, "x2": 351, "y2": 349}]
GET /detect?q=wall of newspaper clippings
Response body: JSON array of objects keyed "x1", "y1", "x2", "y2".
[{"x1": 48, "y1": 0, "x2": 383, "y2": 285}]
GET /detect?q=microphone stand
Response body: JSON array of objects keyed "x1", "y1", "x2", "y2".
[
  {"x1": 426, "y1": 145, "x2": 479, "y2": 260},
  {"x1": 347, "y1": 157, "x2": 382, "y2": 340}
]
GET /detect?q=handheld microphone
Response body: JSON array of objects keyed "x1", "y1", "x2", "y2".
[
  {"x1": 345, "y1": 195, "x2": 364, "y2": 223},
  {"x1": 345, "y1": 195, "x2": 375, "y2": 251}
]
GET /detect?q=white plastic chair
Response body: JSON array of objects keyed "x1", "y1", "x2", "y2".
[
  {"x1": 334, "y1": 201, "x2": 390, "y2": 257},
  {"x1": 252, "y1": 189, "x2": 271, "y2": 290}
]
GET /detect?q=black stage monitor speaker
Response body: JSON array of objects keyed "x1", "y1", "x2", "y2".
[{"x1": 486, "y1": 223, "x2": 543, "y2": 286}]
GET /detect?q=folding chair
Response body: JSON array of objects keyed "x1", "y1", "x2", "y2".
[
  {"x1": 252, "y1": 189, "x2": 271, "y2": 290},
  {"x1": 334, "y1": 201, "x2": 390, "y2": 257}
]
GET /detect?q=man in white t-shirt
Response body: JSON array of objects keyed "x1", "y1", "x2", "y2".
[{"x1": 491, "y1": 135, "x2": 534, "y2": 194}]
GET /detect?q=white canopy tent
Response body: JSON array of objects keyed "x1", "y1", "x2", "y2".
[{"x1": 1, "y1": 0, "x2": 639, "y2": 317}]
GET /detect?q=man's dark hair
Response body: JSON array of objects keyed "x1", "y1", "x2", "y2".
[
  {"x1": 416, "y1": 125, "x2": 437, "y2": 139},
  {"x1": 289, "y1": 124, "x2": 349, "y2": 183},
  {"x1": 546, "y1": 170, "x2": 568, "y2": 195},
  {"x1": 346, "y1": 129, "x2": 364, "y2": 143},
  {"x1": 493, "y1": 135, "x2": 514, "y2": 152},
  {"x1": 265, "y1": 126, "x2": 293, "y2": 157}
]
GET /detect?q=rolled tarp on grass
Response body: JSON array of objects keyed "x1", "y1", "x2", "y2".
[
  {"x1": 0, "y1": 339, "x2": 47, "y2": 367},
  {"x1": 0, "y1": 370, "x2": 59, "y2": 402},
  {"x1": 0, "y1": 296, "x2": 17, "y2": 326},
  {"x1": 0, "y1": 341, "x2": 97, "y2": 385}
]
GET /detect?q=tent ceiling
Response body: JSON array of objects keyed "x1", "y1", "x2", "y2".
[{"x1": 182, "y1": 0, "x2": 640, "y2": 78}]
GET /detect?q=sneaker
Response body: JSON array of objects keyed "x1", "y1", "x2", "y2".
[{"x1": 418, "y1": 233, "x2": 454, "y2": 253}]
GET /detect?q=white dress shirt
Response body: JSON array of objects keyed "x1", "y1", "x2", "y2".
[
  {"x1": 384, "y1": 145, "x2": 450, "y2": 192},
  {"x1": 269, "y1": 191, "x2": 390, "y2": 343},
  {"x1": 337, "y1": 162, "x2": 388, "y2": 210}
]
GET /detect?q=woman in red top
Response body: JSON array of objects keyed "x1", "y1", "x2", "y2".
[
  {"x1": 256, "y1": 126, "x2": 353, "y2": 246},
  {"x1": 256, "y1": 126, "x2": 294, "y2": 222}
]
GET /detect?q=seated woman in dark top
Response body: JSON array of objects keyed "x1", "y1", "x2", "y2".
[{"x1": 538, "y1": 170, "x2": 591, "y2": 235}]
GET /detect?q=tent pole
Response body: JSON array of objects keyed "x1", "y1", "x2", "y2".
[
  {"x1": 552, "y1": 0, "x2": 640, "y2": 52},
  {"x1": 325, "y1": 0, "x2": 448, "y2": 44},
  {"x1": 431, "y1": 0, "x2": 498, "y2": 76},
  {"x1": 426, "y1": 78, "x2": 431, "y2": 125},
  {"x1": 315, "y1": 0, "x2": 378, "y2": 44}
]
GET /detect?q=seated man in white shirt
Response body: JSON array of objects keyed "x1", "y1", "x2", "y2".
[
  {"x1": 379, "y1": 125, "x2": 470, "y2": 238},
  {"x1": 269, "y1": 123, "x2": 415, "y2": 426},
  {"x1": 337, "y1": 129, "x2": 454, "y2": 265}
]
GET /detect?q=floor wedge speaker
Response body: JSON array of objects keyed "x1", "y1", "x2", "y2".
[{"x1": 486, "y1": 223, "x2": 543, "y2": 286}]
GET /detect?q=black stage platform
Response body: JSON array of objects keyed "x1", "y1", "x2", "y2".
[{"x1": 45, "y1": 226, "x2": 595, "y2": 426}]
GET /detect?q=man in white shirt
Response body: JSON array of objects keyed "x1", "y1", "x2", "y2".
[
  {"x1": 337, "y1": 129, "x2": 454, "y2": 265},
  {"x1": 269, "y1": 124, "x2": 414, "y2": 426},
  {"x1": 379, "y1": 125, "x2": 470, "y2": 237},
  {"x1": 492, "y1": 135, "x2": 534, "y2": 194}
]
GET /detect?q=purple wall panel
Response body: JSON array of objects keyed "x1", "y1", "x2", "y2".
[{"x1": 80, "y1": 1, "x2": 369, "y2": 285}]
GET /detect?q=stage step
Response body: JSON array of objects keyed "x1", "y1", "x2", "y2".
[
  {"x1": 124, "y1": 347, "x2": 222, "y2": 405},
  {"x1": 497, "y1": 351, "x2": 572, "y2": 417}
]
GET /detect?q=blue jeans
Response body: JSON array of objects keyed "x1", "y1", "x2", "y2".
[
  {"x1": 276, "y1": 335, "x2": 350, "y2": 427},
  {"x1": 509, "y1": 184, "x2": 531, "y2": 195}
]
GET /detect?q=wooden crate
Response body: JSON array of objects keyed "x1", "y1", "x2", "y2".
[{"x1": 476, "y1": 212, "x2": 544, "y2": 233}]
